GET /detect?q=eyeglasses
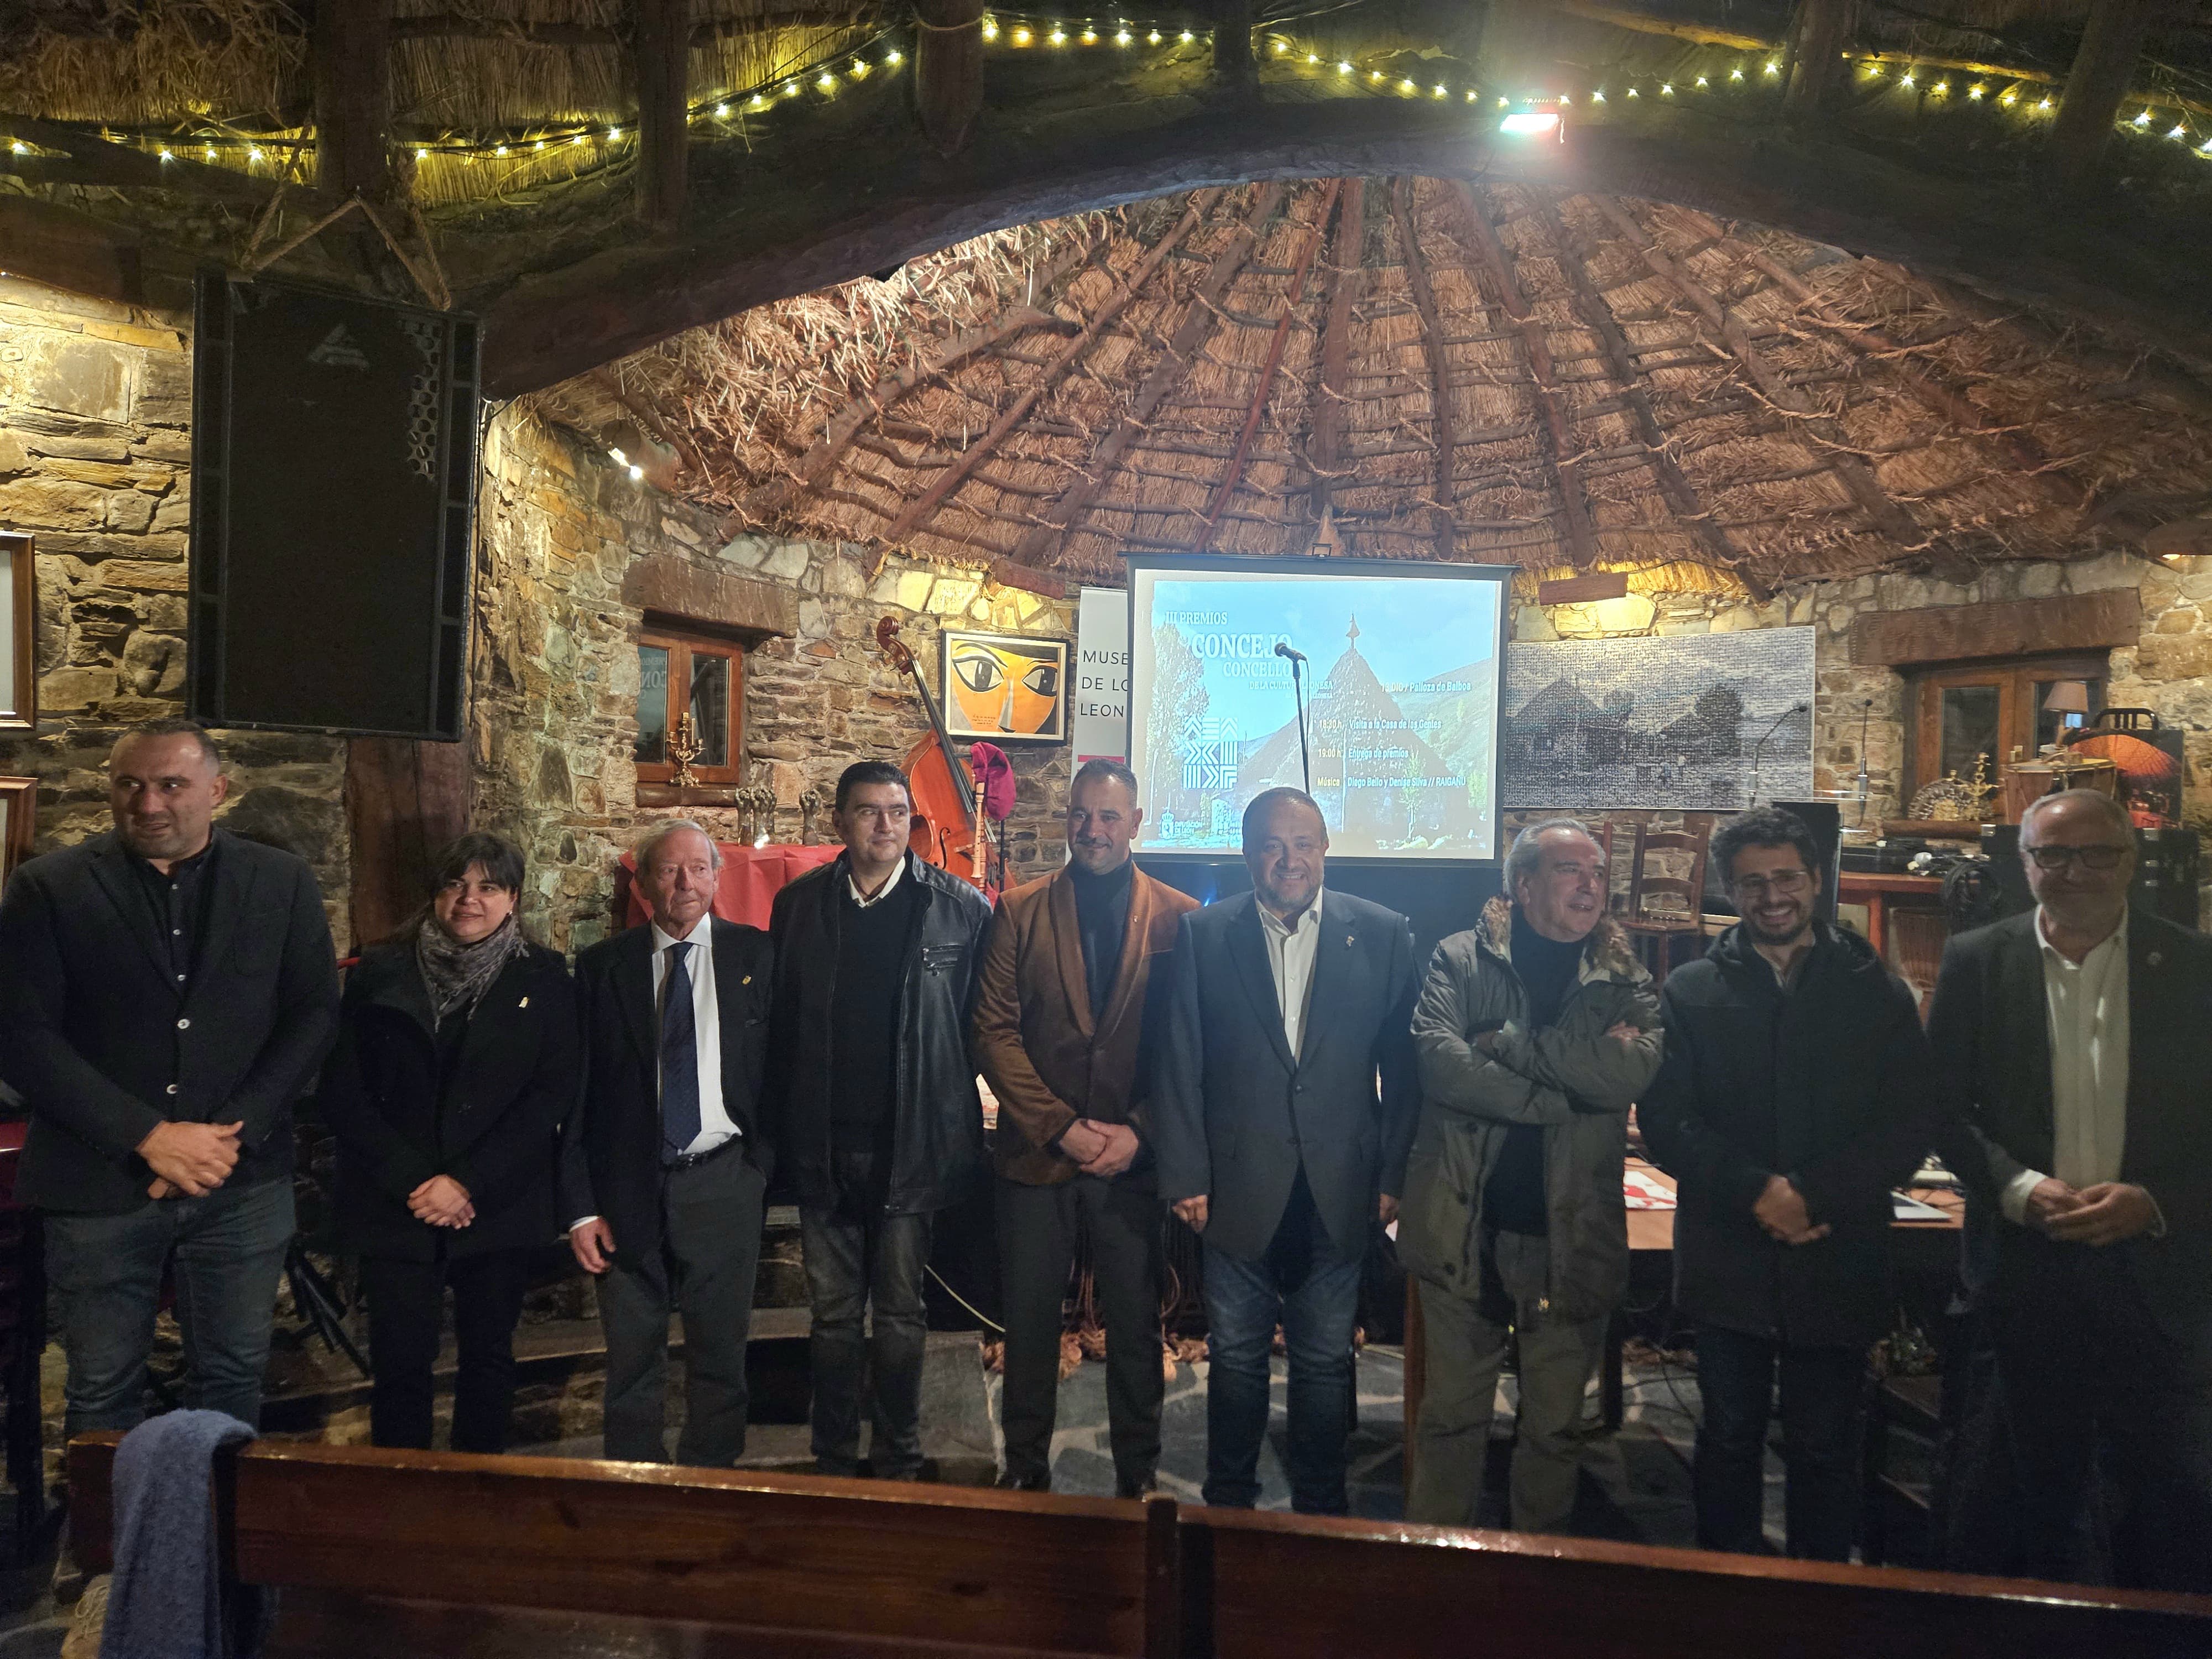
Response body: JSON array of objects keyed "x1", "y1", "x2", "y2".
[
  {"x1": 2023, "y1": 843, "x2": 2128, "y2": 872},
  {"x1": 1731, "y1": 869, "x2": 1811, "y2": 898}
]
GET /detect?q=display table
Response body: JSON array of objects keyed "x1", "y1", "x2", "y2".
[
  {"x1": 1835, "y1": 870, "x2": 1947, "y2": 961},
  {"x1": 618, "y1": 842, "x2": 841, "y2": 930}
]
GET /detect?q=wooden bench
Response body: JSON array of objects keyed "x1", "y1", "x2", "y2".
[{"x1": 69, "y1": 1436, "x2": 2212, "y2": 1657}]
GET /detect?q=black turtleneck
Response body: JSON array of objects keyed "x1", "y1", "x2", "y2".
[
  {"x1": 1484, "y1": 910, "x2": 1588, "y2": 1237},
  {"x1": 1068, "y1": 857, "x2": 1135, "y2": 1022}
]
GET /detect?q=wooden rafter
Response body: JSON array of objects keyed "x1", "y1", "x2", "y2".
[
  {"x1": 1307, "y1": 177, "x2": 1366, "y2": 529},
  {"x1": 1672, "y1": 211, "x2": 2090, "y2": 513},
  {"x1": 879, "y1": 190, "x2": 1222, "y2": 552},
  {"x1": 1009, "y1": 185, "x2": 1287, "y2": 563},
  {"x1": 1391, "y1": 179, "x2": 1458, "y2": 560},
  {"x1": 311, "y1": 0, "x2": 393, "y2": 202},
  {"x1": 1444, "y1": 182, "x2": 1601, "y2": 569},
  {"x1": 1589, "y1": 195, "x2": 1927, "y2": 553},
  {"x1": 632, "y1": 0, "x2": 690, "y2": 228},
  {"x1": 1194, "y1": 184, "x2": 1338, "y2": 554},
  {"x1": 742, "y1": 239, "x2": 1097, "y2": 522},
  {"x1": 1525, "y1": 193, "x2": 1767, "y2": 601}
]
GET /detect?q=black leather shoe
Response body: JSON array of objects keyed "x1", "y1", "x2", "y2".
[{"x1": 994, "y1": 1470, "x2": 1051, "y2": 1492}]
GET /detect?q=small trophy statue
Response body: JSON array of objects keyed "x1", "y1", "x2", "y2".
[
  {"x1": 668, "y1": 712, "x2": 702, "y2": 791},
  {"x1": 798, "y1": 786, "x2": 823, "y2": 846}
]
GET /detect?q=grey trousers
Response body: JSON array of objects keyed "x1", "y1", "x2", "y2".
[
  {"x1": 1406, "y1": 1229, "x2": 1605, "y2": 1535},
  {"x1": 598, "y1": 1149, "x2": 766, "y2": 1467}
]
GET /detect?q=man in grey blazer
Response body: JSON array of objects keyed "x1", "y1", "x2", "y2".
[{"x1": 1154, "y1": 788, "x2": 1419, "y2": 1514}]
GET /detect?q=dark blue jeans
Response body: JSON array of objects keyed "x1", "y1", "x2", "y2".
[
  {"x1": 801, "y1": 1152, "x2": 934, "y2": 1480},
  {"x1": 1201, "y1": 1218, "x2": 1364, "y2": 1515},
  {"x1": 1693, "y1": 1324, "x2": 1864, "y2": 1561},
  {"x1": 45, "y1": 1176, "x2": 295, "y2": 1439}
]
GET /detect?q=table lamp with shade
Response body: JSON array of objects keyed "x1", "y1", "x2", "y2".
[{"x1": 2043, "y1": 680, "x2": 2091, "y2": 733}]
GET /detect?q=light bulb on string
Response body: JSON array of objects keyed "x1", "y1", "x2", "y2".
[
  {"x1": 1764, "y1": 60, "x2": 1778, "y2": 74},
  {"x1": 1047, "y1": 27, "x2": 1065, "y2": 45},
  {"x1": 1558, "y1": 91, "x2": 1571, "y2": 102},
  {"x1": 1968, "y1": 84, "x2": 1983, "y2": 98},
  {"x1": 817, "y1": 72, "x2": 836, "y2": 90},
  {"x1": 1117, "y1": 29, "x2": 1132, "y2": 45},
  {"x1": 1729, "y1": 65, "x2": 1743, "y2": 80},
  {"x1": 982, "y1": 18, "x2": 998, "y2": 39},
  {"x1": 1661, "y1": 82, "x2": 1673, "y2": 95},
  {"x1": 2036, "y1": 96, "x2": 2051, "y2": 109},
  {"x1": 1010, "y1": 25, "x2": 1030, "y2": 45},
  {"x1": 1592, "y1": 88, "x2": 1605, "y2": 101},
  {"x1": 1900, "y1": 72, "x2": 1914, "y2": 87},
  {"x1": 1082, "y1": 28, "x2": 1098, "y2": 44},
  {"x1": 886, "y1": 49, "x2": 901, "y2": 64},
  {"x1": 1337, "y1": 61, "x2": 1351, "y2": 73},
  {"x1": 2171, "y1": 124, "x2": 2189, "y2": 139},
  {"x1": 1626, "y1": 86, "x2": 1637, "y2": 96},
  {"x1": 714, "y1": 103, "x2": 728, "y2": 117},
  {"x1": 1178, "y1": 29, "x2": 1194, "y2": 43},
  {"x1": 1932, "y1": 81, "x2": 1947, "y2": 95},
  {"x1": 2133, "y1": 108, "x2": 2152, "y2": 124},
  {"x1": 1307, "y1": 53, "x2": 1318, "y2": 64},
  {"x1": 1147, "y1": 29, "x2": 1161, "y2": 44}
]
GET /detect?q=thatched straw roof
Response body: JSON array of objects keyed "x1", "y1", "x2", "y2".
[{"x1": 536, "y1": 176, "x2": 2212, "y2": 597}]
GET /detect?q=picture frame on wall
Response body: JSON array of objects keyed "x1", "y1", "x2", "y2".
[
  {"x1": 0, "y1": 778, "x2": 34, "y2": 882},
  {"x1": 1, "y1": 531, "x2": 34, "y2": 733},
  {"x1": 940, "y1": 630, "x2": 1068, "y2": 744}
]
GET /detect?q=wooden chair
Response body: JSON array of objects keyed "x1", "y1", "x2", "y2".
[{"x1": 1624, "y1": 819, "x2": 1712, "y2": 986}]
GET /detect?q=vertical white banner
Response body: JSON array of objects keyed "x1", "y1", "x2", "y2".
[{"x1": 1073, "y1": 586, "x2": 1130, "y2": 762}]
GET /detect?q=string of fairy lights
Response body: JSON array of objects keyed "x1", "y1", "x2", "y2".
[{"x1": 9, "y1": 13, "x2": 2210, "y2": 180}]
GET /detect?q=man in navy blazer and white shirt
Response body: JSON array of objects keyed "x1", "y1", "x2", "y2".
[
  {"x1": 1153, "y1": 787, "x2": 1420, "y2": 1515},
  {"x1": 564, "y1": 819, "x2": 774, "y2": 1467}
]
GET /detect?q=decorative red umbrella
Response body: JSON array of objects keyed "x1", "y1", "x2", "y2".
[{"x1": 2067, "y1": 731, "x2": 2178, "y2": 788}]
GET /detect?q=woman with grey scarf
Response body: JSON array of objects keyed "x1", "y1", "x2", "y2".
[{"x1": 321, "y1": 832, "x2": 579, "y2": 1452}]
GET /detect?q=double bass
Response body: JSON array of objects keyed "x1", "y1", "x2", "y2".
[{"x1": 874, "y1": 615, "x2": 1000, "y2": 898}]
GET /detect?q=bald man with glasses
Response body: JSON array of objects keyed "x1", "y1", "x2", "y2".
[{"x1": 1929, "y1": 789, "x2": 2212, "y2": 1592}]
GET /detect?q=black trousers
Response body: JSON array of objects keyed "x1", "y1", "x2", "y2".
[
  {"x1": 1965, "y1": 1252, "x2": 2212, "y2": 1593},
  {"x1": 598, "y1": 1147, "x2": 767, "y2": 1467},
  {"x1": 1692, "y1": 1324, "x2": 1863, "y2": 1562},
  {"x1": 997, "y1": 1171, "x2": 1164, "y2": 1495},
  {"x1": 361, "y1": 1248, "x2": 533, "y2": 1454}
]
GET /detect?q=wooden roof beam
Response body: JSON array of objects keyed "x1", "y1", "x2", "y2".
[
  {"x1": 914, "y1": 0, "x2": 986, "y2": 155},
  {"x1": 632, "y1": 0, "x2": 690, "y2": 228},
  {"x1": 1307, "y1": 178, "x2": 1366, "y2": 528},
  {"x1": 1588, "y1": 195, "x2": 1928, "y2": 555},
  {"x1": 1527, "y1": 193, "x2": 1768, "y2": 602},
  {"x1": 312, "y1": 0, "x2": 394, "y2": 202},
  {"x1": 1196, "y1": 181, "x2": 1340, "y2": 554},
  {"x1": 741, "y1": 237, "x2": 1095, "y2": 522},
  {"x1": 2047, "y1": 0, "x2": 2159, "y2": 196},
  {"x1": 1391, "y1": 179, "x2": 1459, "y2": 561},
  {"x1": 1008, "y1": 184, "x2": 1286, "y2": 563},
  {"x1": 880, "y1": 189, "x2": 1224, "y2": 552},
  {"x1": 1443, "y1": 182, "x2": 1601, "y2": 570}
]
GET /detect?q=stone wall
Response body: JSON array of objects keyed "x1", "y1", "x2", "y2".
[
  {"x1": 0, "y1": 274, "x2": 349, "y2": 944},
  {"x1": 472, "y1": 410, "x2": 1075, "y2": 954}
]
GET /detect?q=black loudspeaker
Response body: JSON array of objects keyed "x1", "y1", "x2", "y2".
[{"x1": 189, "y1": 271, "x2": 478, "y2": 738}]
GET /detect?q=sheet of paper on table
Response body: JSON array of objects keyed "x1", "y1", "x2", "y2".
[{"x1": 1624, "y1": 1168, "x2": 1676, "y2": 1211}]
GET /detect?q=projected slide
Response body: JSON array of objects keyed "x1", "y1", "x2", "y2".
[{"x1": 1128, "y1": 556, "x2": 1507, "y2": 861}]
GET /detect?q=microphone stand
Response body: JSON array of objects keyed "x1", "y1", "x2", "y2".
[
  {"x1": 1291, "y1": 655, "x2": 1311, "y2": 796},
  {"x1": 1747, "y1": 701, "x2": 1808, "y2": 807}
]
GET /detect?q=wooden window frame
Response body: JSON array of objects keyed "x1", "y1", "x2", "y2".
[
  {"x1": 1905, "y1": 651, "x2": 2108, "y2": 800},
  {"x1": 634, "y1": 624, "x2": 747, "y2": 789}
]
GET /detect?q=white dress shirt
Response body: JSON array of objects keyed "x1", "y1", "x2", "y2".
[
  {"x1": 2000, "y1": 907, "x2": 2130, "y2": 1224},
  {"x1": 653, "y1": 912, "x2": 735, "y2": 1157},
  {"x1": 847, "y1": 855, "x2": 905, "y2": 907},
  {"x1": 1258, "y1": 888, "x2": 1324, "y2": 1060},
  {"x1": 568, "y1": 912, "x2": 738, "y2": 1232}
]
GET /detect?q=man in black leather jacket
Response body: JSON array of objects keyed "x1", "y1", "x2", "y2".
[{"x1": 768, "y1": 760, "x2": 992, "y2": 1480}]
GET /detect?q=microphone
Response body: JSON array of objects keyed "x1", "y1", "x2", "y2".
[{"x1": 1274, "y1": 641, "x2": 1307, "y2": 662}]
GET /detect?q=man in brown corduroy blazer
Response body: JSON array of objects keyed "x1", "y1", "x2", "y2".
[{"x1": 972, "y1": 758, "x2": 1197, "y2": 1496}]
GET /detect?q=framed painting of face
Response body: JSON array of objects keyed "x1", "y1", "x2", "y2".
[
  {"x1": 940, "y1": 630, "x2": 1068, "y2": 744},
  {"x1": 1, "y1": 531, "x2": 34, "y2": 734}
]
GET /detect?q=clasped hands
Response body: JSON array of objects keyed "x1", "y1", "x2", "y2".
[
  {"x1": 1058, "y1": 1117, "x2": 1141, "y2": 1180},
  {"x1": 1753, "y1": 1175, "x2": 1830, "y2": 1246},
  {"x1": 2022, "y1": 1176, "x2": 2159, "y2": 1246}
]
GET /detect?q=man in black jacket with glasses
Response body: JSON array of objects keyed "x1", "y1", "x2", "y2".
[{"x1": 1641, "y1": 806, "x2": 1935, "y2": 1561}]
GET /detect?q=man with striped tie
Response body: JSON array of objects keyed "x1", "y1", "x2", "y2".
[{"x1": 565, "y1": 819, "x2": 776, "y2": 1466}]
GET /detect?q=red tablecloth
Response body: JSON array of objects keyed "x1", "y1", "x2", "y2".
[{"x1": 619, "y1": 843, "x2": 841, "y2": 931}]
